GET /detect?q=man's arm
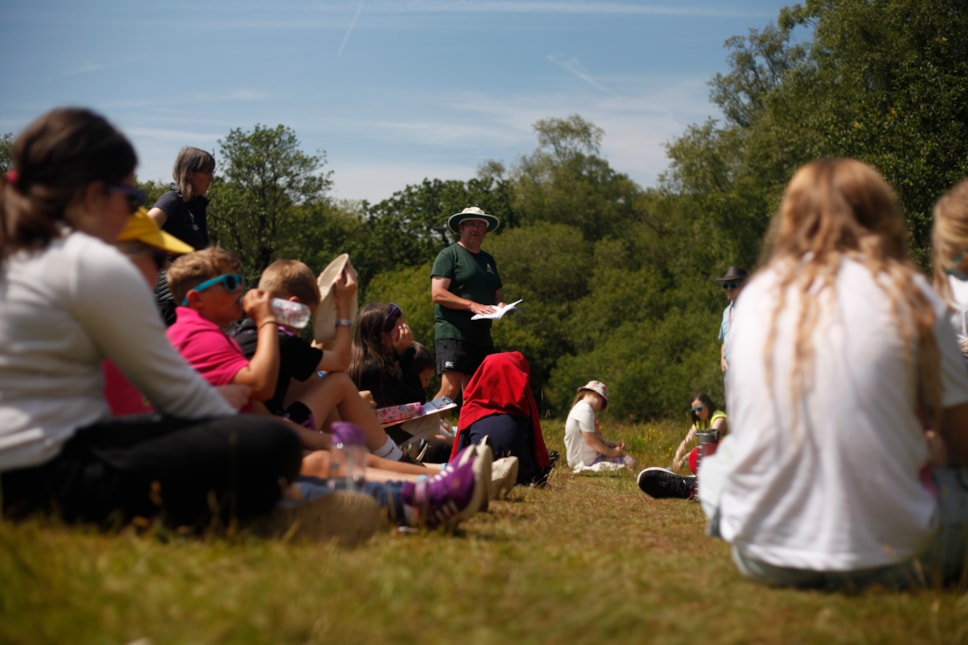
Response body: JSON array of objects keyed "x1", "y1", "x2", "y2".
[{"x1": 431, "y1": 276, "x2": 495, "y2": 316}]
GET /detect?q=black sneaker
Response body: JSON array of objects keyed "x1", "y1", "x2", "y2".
[
  {"x1": 637, "y1": 467, "x2": 696, "y2": 500},
  {"x1": 547, "y1": 449, "x2": 561, "y2": 468}
]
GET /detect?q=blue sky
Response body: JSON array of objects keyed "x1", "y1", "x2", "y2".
[{"x1": 0, "y1": 1, "x2": 793, "y2": 204}]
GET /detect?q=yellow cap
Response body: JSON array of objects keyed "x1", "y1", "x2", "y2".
[{"x1": 117, "y1": 207, "x2": 195, "y2": 255}]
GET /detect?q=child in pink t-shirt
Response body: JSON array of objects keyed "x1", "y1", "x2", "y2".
[{"x1": 165, "y1": 249, "x2": 414, "y2": 465}]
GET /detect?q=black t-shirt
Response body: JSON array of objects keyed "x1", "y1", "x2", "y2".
[
  {"x1": 153, "y1": 187, "x2": 210, "y2": 251},
  {"x1": 229, "y1": 318, "x2": 322, "y2": 414},
  {"x1": 353, "y1": 347, "x2": 426, "y2": 407}
]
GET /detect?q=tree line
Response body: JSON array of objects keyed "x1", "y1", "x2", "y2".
[{"x1": 5, "y1": 1, "x2": 967, "y2": 420}]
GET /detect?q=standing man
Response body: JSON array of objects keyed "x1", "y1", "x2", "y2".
[
  {"x1": 716, "y1": 266, "x2": 748, "y2": 404},
  {"x1": 431, "y1": 206, "x2": 504, "y2": 401}
]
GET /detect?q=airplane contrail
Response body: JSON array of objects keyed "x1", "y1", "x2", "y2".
[{"x1": 338, "y1": 0, "x2": 365, "y2": 56}]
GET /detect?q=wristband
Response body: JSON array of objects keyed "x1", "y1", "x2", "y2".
[
  {"x1": 335, "y1": 319, "x2": 353, "y2": 327},
  {"x1": 259, "y1": 319, "x2": 279, "y2": 329}
]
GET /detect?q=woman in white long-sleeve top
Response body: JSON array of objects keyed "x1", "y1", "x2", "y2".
[{"x1": 0, "y1": 107, "x2": 304, "y2": 530}]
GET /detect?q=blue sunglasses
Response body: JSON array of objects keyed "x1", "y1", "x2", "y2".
[{"x1": 182, "y1": 273, "x2": 244, "y2": 305}]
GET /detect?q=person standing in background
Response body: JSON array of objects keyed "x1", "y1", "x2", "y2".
[
  {"x1": 430, "y1": 206, "x2": 504, "y2": 401},
  {"x1": 147, "y1": 147, "x2": 216, "y2": 325},
  {"x1": 716, "y1": 266, "x2": 748, "y2": 404}
]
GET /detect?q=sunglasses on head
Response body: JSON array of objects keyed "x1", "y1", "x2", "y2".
[
  {"x1": 384, "y1": 303, "x2": 402, "y2": 331},
  {"x1": 722, "y1": 283, "x2": 741, "y2": 290},
  {"x1": 109, "y1": 184, "x2": 148, "y2": 215},
  {"x1": 690, "y1": 403, "x2": 706, "y2": 413},
  {"x1": 182, "y1": 273, "x2": 244, "y2": 305}
]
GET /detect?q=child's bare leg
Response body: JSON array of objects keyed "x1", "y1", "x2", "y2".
[
  {"x1": 366, "y1": 453, "x2": 435, "y2": 475},
  {"x1": 294, "y1": 372, "x2": 404, "y2": 460},
  {"x1": 301, "y1": 450, "x2": 427, "y2": 482}
]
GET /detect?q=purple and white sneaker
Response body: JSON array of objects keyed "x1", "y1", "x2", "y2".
[{"x1": 401, "y1": 458, "x2": 479, "y2": 528}]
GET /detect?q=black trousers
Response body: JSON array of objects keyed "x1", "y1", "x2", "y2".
[{"x1": 1, "y1": 414, "x2": 302, "y2": 529}]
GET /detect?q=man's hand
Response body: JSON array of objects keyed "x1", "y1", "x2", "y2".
[{"x1": 468, "y1": 302, "x2": 496, "y2": 316}]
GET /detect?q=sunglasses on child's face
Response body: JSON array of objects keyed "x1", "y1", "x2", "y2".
[
  {"x1": 182, "y1": 273, "x2": 244, "y2": 305},
  {"x1": 690, "y1": 403, "x2": 706, "y2": 413},
  {"x1": 722, "y1": 283, "x2": 741, "y2": 290},
  {"x1": 109, "y1": 184, "x2": 148, "y2": 214}
]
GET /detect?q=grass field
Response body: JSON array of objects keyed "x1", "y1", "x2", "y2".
[{"x1": 2, "y1": 418, "x2": 967, "y2": 645}]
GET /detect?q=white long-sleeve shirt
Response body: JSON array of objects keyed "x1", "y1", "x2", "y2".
[{"x1": 0, "y1": 231, "x2": 234, "y2": 470}]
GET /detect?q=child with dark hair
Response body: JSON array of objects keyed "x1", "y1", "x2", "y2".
[
  {"x1": 671, "y1": 393, "x2": 728, "y2": 473},
  {"x1": 348, "y1": 303, "x2": 453, "y2": 461}
]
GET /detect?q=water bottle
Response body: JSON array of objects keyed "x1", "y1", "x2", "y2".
[
  {"x1": 328, "y1": 421, "x2": 367, "y2": 491},
  {"x1": 271, "y1": 298, "x2": 311, "y2": 329},
  {"x1": 694, "y1": 429, "x2": 720, "y2": 472}
]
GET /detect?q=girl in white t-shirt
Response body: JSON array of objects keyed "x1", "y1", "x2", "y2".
[
  {"x1": 563, "y1": 380, "x2": 632, "y2": 471},
  {"x1": 691, "y1": 158, "x2": 968, "y2": 591},
  {"x1": 932, "y1": 178, "x2": 968, "y2": 362}
]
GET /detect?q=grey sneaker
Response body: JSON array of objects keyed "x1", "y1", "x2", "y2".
[
  {"x1": 637, "y1": 467, "x2": 696, "y2": 500},
  {"x1": 260, "y1": 490, "x2": 384, "y2": 546}
]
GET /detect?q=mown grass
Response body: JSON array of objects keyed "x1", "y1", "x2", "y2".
[{"x1": 2, "y1": 418, "x2": 967, "y2": 645}]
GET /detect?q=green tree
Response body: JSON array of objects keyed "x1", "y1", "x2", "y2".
[
  {"x1": 209, "y1": 124, "x2": 333, "y2": 278},
  {"x1": 0, "y1": 133, "x2": 13, "y2": 172},
  {"x1": 363, "y1": 175, "x2": 516, "y2": 276},
  {"x1": 783, "y1": 0, "x2": 968, "y2": 264},
  {"x1": 665, "y1": 0, "x2": 968, "y2": 269},
  {"x1": 135, "y1": 178, "x2": 169, "y2": 208},
  {"x1": 512, "y1": 115, "x2": 644, "y2": 241}
]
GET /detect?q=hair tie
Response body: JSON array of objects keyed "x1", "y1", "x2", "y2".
[{"x1": 5, "y1": 170, "x2": 18, "y2": 185}]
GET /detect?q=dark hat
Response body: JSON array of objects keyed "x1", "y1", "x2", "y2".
[
  {"x1": 715, "y1": 266, "x2": 749, "y2": 283},
  {"x1": 447, "y1": 206, "x2": 500, "y2": 234}
]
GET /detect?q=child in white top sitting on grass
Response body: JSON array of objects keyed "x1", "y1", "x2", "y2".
[{"x1": 563, "y1": 381, "x2": 633, "y2": 472}]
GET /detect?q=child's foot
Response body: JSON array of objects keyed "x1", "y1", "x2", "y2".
[
  {"x1": 490, "y1": 456, "x2": 519, "y2": 500},
  {"x1": 463, "y1": 443, "x2": 492, "y2": 513},
  {"x1": 401, "y1": 457, "x2": 480, "y2": 529},
  {"x1": 637, "y1": 467, "x2": 696, "y2": 500}
]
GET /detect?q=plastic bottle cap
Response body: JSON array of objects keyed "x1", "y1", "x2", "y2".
[{"x1": 331, "y1": 421, "x2": 366, "y2": 447}]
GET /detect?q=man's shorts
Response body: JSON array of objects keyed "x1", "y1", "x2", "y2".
[{"x1": 435, "y1": 338, "x2": 492, "y2": 377}]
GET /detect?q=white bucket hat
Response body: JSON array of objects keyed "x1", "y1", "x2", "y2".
[
  {"x1": 577, "y1": 380, "x2": 608, "y2": 409},
  {"x1": 447, "y1": 206, "x2": 500, "y2": 234},
  {"x1": 313, "y1": 253, "x2": 359, "y2": 344}
]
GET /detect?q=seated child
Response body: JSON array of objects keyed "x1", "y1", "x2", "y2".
[
  {"x1": 451, "y1": 352, "x2": 552, "y2": 486},
  {"x1": 349, "y1": 303, "x2": 453, "y2": 462},
  {"x1": 563, "y1": 380, "x2": 633, "y2": 472},
  {"x1": 166, "y1": 251, "x2": 411, "y2": 463}
]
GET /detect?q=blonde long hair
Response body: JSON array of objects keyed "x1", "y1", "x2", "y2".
[
  {"x1": 931, "y1": 177, "x2": 968, "y2": 302},
  {"x1": 761, "y1": 158, "x2": 941, "y2": 428}
]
